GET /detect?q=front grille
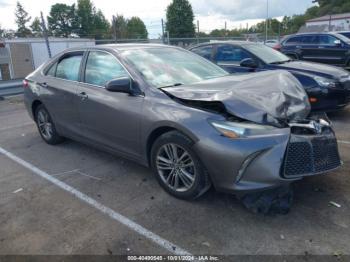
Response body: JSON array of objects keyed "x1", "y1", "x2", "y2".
[{"x1": 283, "y1": 136, "x2": 341, "y2": 178}]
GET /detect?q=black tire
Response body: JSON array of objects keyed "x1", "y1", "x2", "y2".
[
  {"x1": 35, "y1": 104, "x2": 64, "y2": 145},
  {"x1": 151, "y1": 131, "x2": 211, "y2": 200}
]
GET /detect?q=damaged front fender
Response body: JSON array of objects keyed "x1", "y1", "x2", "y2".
[{"x1": 161, "y1": 70, "x2": 311, "y2": 127}]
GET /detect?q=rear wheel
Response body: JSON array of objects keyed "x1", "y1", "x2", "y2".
[
  {"x1": 35, "y1": 104, "x2": 64, "y2": 145},
  {"x1": 151, "y1": 131, "x2": 211, "y2": 200}
]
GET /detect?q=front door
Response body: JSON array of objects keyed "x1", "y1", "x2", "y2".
[
  {"x1": 76, "y1": 50, "x2": 144, "y2": 158},
  {"x1": 214, "y1": 44, "x2": 256, "y2": 73}
]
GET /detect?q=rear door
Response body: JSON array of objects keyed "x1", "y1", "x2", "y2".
[
  {"x1": 41, "y1": 51, "x2": 84, "y2": 136},
  {"x1": 214, "y1": 44, "x2": 256, "y2": 73},
  {"x1": 298, "y1": 35, "x2": 320, "y2": 62},
  {"x1": 76, "y1": 50, "x2": 144, "y2": 158}
]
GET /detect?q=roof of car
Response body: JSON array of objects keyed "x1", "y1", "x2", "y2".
[
  {"x1": 62, "y1": 43, "x2": 179, "y2": 54},
  {"x1": 189, "y1": 41, "x2": 260, "y2": 49},
  {"x1": 99, "y1": 43, "x2": 175, "y2": 52},
  {"x1": 286, "y1": 32, "x2": 344, "y2": 37}
]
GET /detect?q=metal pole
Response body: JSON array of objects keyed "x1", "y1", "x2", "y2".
[
  {"x1": 197, "y1": 20, "x2": 199, "y2": 44},
  {"x1": 265, "y1": 0, "x2": 268, "y2": 43},
  {"x1": 166, "y1": 31, "x2": 170, "y2": 45},
  {"x1": 40, "y1": 11, "x2": 51, "y2": 58},
  {"x1": 224, "y1": 21, "x2": 227, "y2": 39},
  {"x1": 329, "y1": 14, "x2": 332, "y2": 31},
  {"x1": 161, "y1": 19, "x2": 165, "y2": 44},
  {"x1": 112, "y1": 15, "x2": 117, "y2": 43}
]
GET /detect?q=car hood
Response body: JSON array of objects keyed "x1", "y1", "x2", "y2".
[
  {"x1": 161, "y1": 70, "x2": 311, "y2": 127},
  {"x1": 272, "y1": 60, "x2": 349, "y2": 79}
]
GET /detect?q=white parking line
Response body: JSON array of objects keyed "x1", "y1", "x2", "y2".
[
  {"x1": 338, "y1": 140, "x2": 350, "y2": 145},
  {"x1": 0, "y1": 122, "x2": 34, "y2": 132},
  {"x1": 0, "y1": 146, "x2": 192, "y2": 255}
]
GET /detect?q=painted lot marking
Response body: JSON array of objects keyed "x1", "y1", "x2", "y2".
[
  {"x1": 52, "y1": 169, "x2": 102, "y2": 181},
  {"x1": 0, "y1": 122, "x2": 33, "y2": 132},
  {"x1": 0, "y1": 146, "x2": 192, "y2": 255},
  {"x1": 339, "y1": 140, "x2": 350, "y2": 145}
]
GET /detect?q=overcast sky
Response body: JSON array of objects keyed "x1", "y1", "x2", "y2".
[{"x1": 0, "y1": 0, "x2": 316, "y2": 38}]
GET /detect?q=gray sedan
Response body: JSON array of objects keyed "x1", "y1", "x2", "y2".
[{"x1": 23, "y1": 44, "x2": 341, "y2": 204}]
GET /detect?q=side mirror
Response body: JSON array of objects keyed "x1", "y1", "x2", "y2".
[
  {"x1": 334, "y1": 39, "x2": 342, "y2": 46},
  {"x1": 240, "y1": 58, "x2": 258, "y2": 68},
  {"x1": 105, "y1": 77, "x2": 132, "y2": 93}
]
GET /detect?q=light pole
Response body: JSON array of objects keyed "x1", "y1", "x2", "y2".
[{"x1": 265, "y1": 0, "x2": 269, "y2": 43}]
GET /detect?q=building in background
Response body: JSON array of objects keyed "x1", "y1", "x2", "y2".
[
  {"x1": 305, "y1": 12, "x2": 350, "y2": 32},
  {"x1": 0, "y1": 38, "x2": 95, "y2": 81}
]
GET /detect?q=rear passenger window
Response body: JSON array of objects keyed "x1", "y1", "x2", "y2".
[
  {"x1": 84, "y1": 51, "x2": 128, "y2": 87},
  {"x1": 216, "y1": 45, "x2": 251, "y2": 64},
  {"x1": 56, "y1": 53, "x2": 83, "y2": 81},
  {"x1": 285, "y1": 36, "x2": 302, "y2": 45},
  {"x1": 46, "y1": 62, "x2": 57, "y2": 77},
  {"x1": 301, "y1": 35, "x2": 318, "y2": 44},
  {"x1": 191, "y1": 46, "x2": 213, "y2": 60}
]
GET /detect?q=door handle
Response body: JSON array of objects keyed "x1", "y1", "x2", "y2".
[
  {"x1": 39, "y1": 82, "x2": 47, "y2": 88},
  {"x1": 78, "y1": 92, "x2": 88, "y2": 100}
]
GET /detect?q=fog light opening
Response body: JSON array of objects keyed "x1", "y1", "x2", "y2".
[{"x1": 309, "y1": 97, "x2": 318, "y2": 103}]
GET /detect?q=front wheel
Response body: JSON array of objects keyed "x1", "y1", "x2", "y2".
[
  {"x1": 35, "y1": 104, "x2": 64, "y2": 145},
  {"x1": 151, "y1": 131, "x2": 211, "y2": 200}
]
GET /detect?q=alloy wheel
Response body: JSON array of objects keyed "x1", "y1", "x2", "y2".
[
  {"x1": 37, "y1": 109, "x2": 53, "y2": 141},
  {"x1": 156, "y1": 143, "x2": 196, "y2": 192}
]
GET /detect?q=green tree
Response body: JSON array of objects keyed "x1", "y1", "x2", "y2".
[
  {"x1": 76, "y1": 0, "x2": 95, "y2": 37},
  {"x1": 127, "y1": 17, "x2": 148, "y2": 39},
  {"x1": 112, "y1": 15, "x2": 128, "y2": 39},
  {"x1": 166, "y1": 0, "x2": 195, "y2": 38},
  {"x1": 0, "y1": 24, "x2": 3, "y2": 38},
  {"x1": 15, "y1": 2, "x2": 32, "y2": 37},
  {"x1": 30, "y1": 17, "x2": 43, "y2": 37},
  {"x1": 93, "y1": 10, "x2": 111, "y2": 39},
  {"x1": 48, "y1": 3, "x2": 77, "y2": 37},
  {"x1": 76, "y1": 0, "x2": 110, "y2": 38}
]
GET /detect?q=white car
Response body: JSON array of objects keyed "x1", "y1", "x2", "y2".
[{"x1": 265, "y1": 39, "x2": 279, "y2": 48}]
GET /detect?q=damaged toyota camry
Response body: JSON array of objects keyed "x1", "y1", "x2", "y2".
[{"x1": 23, "y1": 44, "x2": 342, "y2": 211}]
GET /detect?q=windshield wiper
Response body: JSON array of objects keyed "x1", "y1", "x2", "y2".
[{"x1": 160, "y1": 83, "x2": 183, "y2": 88}]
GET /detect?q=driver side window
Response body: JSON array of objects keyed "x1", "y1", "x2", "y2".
[
  {"x1": 85, "y1": 51, "x2": 128, "y2": 87},
  {"x1": 216, "y1": 45, "x2": 252, "y2": 65}
]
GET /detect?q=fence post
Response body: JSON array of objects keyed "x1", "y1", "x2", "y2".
[
  {"x1": 40, "y1": 11, "x2": 51, "y2": 59},
  {"x1": 161, "y1": 19, "x2": 165, "y2": 44}
]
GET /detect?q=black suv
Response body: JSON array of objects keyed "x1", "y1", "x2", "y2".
[
  {"x1": 189, "y1": 41, "x2": 350, "y2": 112},
  {"x1": 280, "y1": 32, "x2": 350, "y2": 68}
]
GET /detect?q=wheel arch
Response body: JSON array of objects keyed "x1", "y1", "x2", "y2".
[
  {"x1": 285, "y1": 52, "x2": 299, "y2": 60},
  {"x1": 31, "y1": 100, "x2": 43, "y2": 120},
  {"x1": 145, "y1": 123, "x2": 199, "y2": 166}
]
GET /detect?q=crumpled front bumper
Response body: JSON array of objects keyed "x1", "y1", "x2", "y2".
[{"x1": 194, "y1": 120, "x2": 341, "y2": 195}]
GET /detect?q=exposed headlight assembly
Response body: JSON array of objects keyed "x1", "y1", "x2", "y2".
[
  {"x1": 314, "y1": 76, "x2": 336, "y2": 88},
  {"x1": 209, "y1": 120, "x2": 276, "y2": 139}
]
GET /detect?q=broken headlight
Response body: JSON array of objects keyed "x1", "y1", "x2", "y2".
[
  {"x1": 314, "y1": 76, "x2": 336, "y2": 88},
  {"x1": 209, "y1": 120, "x2": 275, "y2": 139}
]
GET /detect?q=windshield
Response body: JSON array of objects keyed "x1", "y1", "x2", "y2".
[
  {"x1": 334, "y1": 33, "x2": 350, "y2": 43},
  {"x1": 245, "y1": 44, "x2": 291, "y2": 64},
  {"x1": 120, "y1": 47, "x2": 229, "y2": 88}
]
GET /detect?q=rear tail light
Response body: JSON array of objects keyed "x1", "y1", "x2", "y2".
[
  {"x1": 273, "y1": 44, "x2": 282, "y2": 51},
  {"x1": 23, "y1": 79, "x2": 29, "y2": 88}
]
